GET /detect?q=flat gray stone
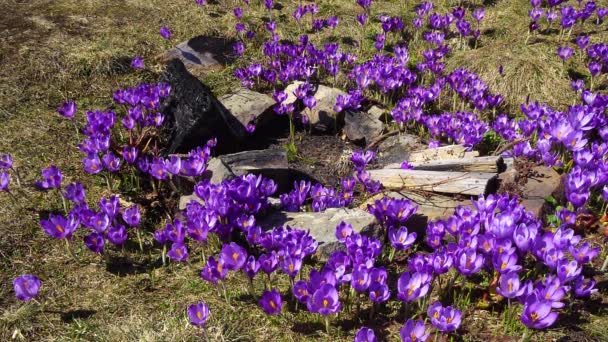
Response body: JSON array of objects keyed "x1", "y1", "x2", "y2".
[
  {"x1": 368, "y1": 105, "x2": 386, "y2": 120},
  {"x1": 259, "y1": 208, "x2": 378, "y2": 257},
  {"x1": 219, "y1": 149, "x2": 288, "y2": 176},
  {"x1": 159, "y1": 36, "x2": 236, "y2": 75},
  {"x1": 343, "y1": 109, "x2": 384, "y2": 146},
  {"x1": 376, "y1": 134, "x2": 423, "y2": 166},
  {"x1": 219, "y1": 89, "x2": 275, "y2": 128},
  {"x1": 205, "y1": 158, "x2": 234, "y2": 183},
  {"x1": 284, "y1": 82, "x2": 346, "y2": 132},
  {"x1": 178, "y1": 157, "x2": 235, "y2": 210}
]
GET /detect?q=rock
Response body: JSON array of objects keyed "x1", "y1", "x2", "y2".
[
  {"x1": 179, "y1": 194, "x2": 203, "y2": 211},
  {"x1": 219, "y1": 148, "x2": 290, "y2": 191},
  {"x1": 376, "y1": 134, "x2": 423, "y2": 166},
  {"x1": 219, "y1": 149, "x2": 288, "y2": 176},
  {"x1": 259, "y1": 208, "x2": 378, "y2": 257},
  {"x1": 368, "y1": 105, "x2": 386, "y2": 121},
  {"x1": 497, "y1": 158, "x2": 562, "y2": 218},
  {"x1": 284, "y1": 82, "x2": 346, "y2": 132},
  {"x1": 343, "y1": 109, "x2": 384, "y2": 146},
  {"x1": 160, "y1": 60, "x2": 246, "y2": 154},
  {"x1": 158, "y1": 36, "x2": 236, "y2": 75},
  {"x1": 178, "y1": 158, "x2": 235, "y2": 210},
  {"x1": 219, "y1": 88, "x2": 276, "y2": 130},
  {"x1": 524, "y1": 165, "x2": 562, "y2": 200},
  {"x1": 204, "y1": 158, "x2": 235, "y2": 184},
  {"x1": 521, "y1": 165, "x2": 562, "y2": 218}
]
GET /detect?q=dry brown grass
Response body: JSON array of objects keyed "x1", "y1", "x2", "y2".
[{"x1": 1, "y1": 0, "x2": 608, "y2": 341}]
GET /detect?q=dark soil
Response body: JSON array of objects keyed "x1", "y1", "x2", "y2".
[
  {"x1": 497, "y1": 157, "x2": 537, "y2": 198},
  {"x1": 275, "y1": 132, "x2": 355, "y2": 188}
]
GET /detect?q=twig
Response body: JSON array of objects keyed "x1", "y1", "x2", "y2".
[
  {"x1": 367, "y1": 130, "x2": 399, "y2": 149},
  {"x1": 492, "y1": 138, "x2": 529, "y2": 156}
]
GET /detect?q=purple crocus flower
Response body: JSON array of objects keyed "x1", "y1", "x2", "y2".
[
  {"x1": 233, "y1": 7, "x2": 243, "y2": 19},
  {"x1": 575, "y1": 36, "x2": 589, "y2": 50},
  {"x1": 356, "y1": 14, "x2": 367, "y2": 26},
  {"x1": 121, "y1": 146, "x2": 138, "y2": 165},
  {"x1": 280, "y1": 255, "x2": 302, "y2": 278},
  {"x1": 259, "y1": 288, "x2": 282, "y2": 315},
  {"x1": 355, "y1": 327, "x2": 377, "y2": 342},
  {"x1": 233, "y1": 42, "x2": 245, "y2": 55},
  {"x1": 168, "y1": 243, "x2": 189, "y2": 262},
  {"x1": 493, "y1": 251, "x2": 522, "y2": 274},
  {"x1": 187, "y1": 301, "x2": 210, "y2": 326},
  {"x1": 389, "y1": 226, "x2": 417, "y2": 250},
  {"x1": 397, "y1": 271, "x2": 431, "y2": 302},
  {"x1": 36, "y1": 165, "x2": 62, "y2": 190},
  {"x1": 84, "y1": 232, "x2": 105, "y2": 254},
  {"x1": 57, "y1": 101, "x2": 77, "y2": 119},
  {"x1": 308, "y1": 283, "x2": 341, "y2": 315},
  {"x1": 351, "y1": 266, "x2": 371, "y2": 293},
  {"x1": 160, "y1": 26, "x2": 172, "y2": 40},
  {"x1": 303, "y1": 95, "x2": 317, "y2": 109},
  {"x1": 64, "y1": 182, "x2": 85, "y2": 204},
  {"x1": 13, "y1": 275, "x2": 41, "y2": 301},
  {"x1": 335, "y1": 221, "x2": 353, "y2": 243},
  {"x1": 557, "y1": 259, "x2": 581, "y2": 283},
  {"x1": 573, "y1": 276, "x2": 597, "y2": 297},
  {"x1": 369, "y1": 281, "x2": 390, "y2": 303},
  {"x1": 455, "y1": 248, "x2": 484, "y2": 276},
  {"x1": 520, "y1": 293, "x2": 558, "y2": 329},
  {"x1": 244, "y1": 255, "x2": 260, "y2": 280},
  {"x1": 557, "y1": 46, "x2": 574, "y2": 61},
  {"x1": 40, "y1": 213, "x2": 79, "y2": 239},
  {"x1": 0, "y1": 170, "x2": 10, "y2": 192},
  {"x1": 259, "y1": 252, "x2": 278, "y2": 274},
  {"x1": 131, "y1": 57, "x2": 144, "y2": 70},
  {"x1": 102, "y1": 152, "x2": 121, "y2": 172},
  {"x1": 427, "y1": 302, "x2": 462, "y2": 332},
  {"x1": 400, "y1": 319, "x2": 430, "y2": 342},
  {"x1": 291, "y1": 279, "x2": 311, "y2": 303},
  {"x1": 472, "y1": 8, "x2": 485, "y2": 22},
  {"x1": 122, "y1": 206, "x2": 140, "y2": 227},
  {"x1": 496, "y1": 272, "x2": 527, "y2": 299},
  {"x1": 107, "y1": 225, "x2": 128, "y2": 245},
  {"x1": 264, "y1": 0, "x2": 273, "y2": 10},
  {"x1": 569, "y1": 242, "x2": 600, "y2": 264},
  {"x1": 82, "y1": 153, "x2": 103, "y2": 175},
  {"x1": 220, "y1": 242, "x2": 247, "y2": 271},
  {"x1": 0, "y1": 154, "x2": 13, "y2": 169}
]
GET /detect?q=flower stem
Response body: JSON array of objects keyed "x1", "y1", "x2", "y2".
[
  {"x1": 324, "y1": 315, "x2": 330, "y2": 334},
  {"x1": 136, "y1": 229, "x2": 144, "y2": 251},
  {"x1": 65, "y1": 238, "x2": 78, "y2": 261},
  {"x1": 222, "y1": 280, "x2": 230, "y2": 305}
]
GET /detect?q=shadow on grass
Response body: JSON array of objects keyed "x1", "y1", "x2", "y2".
[
  {"x1": 291, "y1": 321, "x2": 325, "y2": 336},
  {"x1": 105, "y1": 254, "x2": 162, "y2": 277},
  {"x1": 60, "y1": 309, "x2": 96, "y2": 323}
]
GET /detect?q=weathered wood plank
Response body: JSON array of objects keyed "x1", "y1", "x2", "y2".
[
  {"x1": 384, "y1": 156, "x2": 504, "y2": 173},
  {"x1": 406, "y1": 145, "x2": 470, "y2": 163},
  {"x1": 367, "y1": 169, "x2": 497, "y2": 196}
]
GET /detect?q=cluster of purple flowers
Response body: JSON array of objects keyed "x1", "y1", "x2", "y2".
[
  {"x1": 234, "y1": 38, "x2": 356, "y2": 89},
  {"x1": 348, "y1": 50, "x2": 417, "y2": 93},
  {"x1": 0, "y1": 153, "x2": 14, "y2": 192},
  {"x1": 40, "y1": 190, "x2": 141, "y2": 254},
  {"x1": 528, "y1": 0, "x2": 607, "y2": 32},
  {"x1": 414, "y1": 193, "x2": 598, "y2": 329},
  {"x1": 493, "y1": 92, "x2": 608, "y2": 208},
  {"x1": 78, "y1": 83, "x2": 170, "y2": 176}
]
